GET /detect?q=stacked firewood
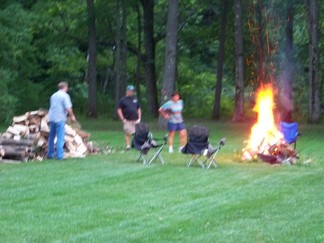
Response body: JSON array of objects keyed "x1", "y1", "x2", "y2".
[{"x1": 0, "y1": 110, "x2": 96, "y2": 163}]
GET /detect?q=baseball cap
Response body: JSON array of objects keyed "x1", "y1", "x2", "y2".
[{"x1": 126, "y1": 85, "x2": 135, "y2": 91}]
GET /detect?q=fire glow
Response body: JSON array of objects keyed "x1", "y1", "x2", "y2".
[
  {"x1": 248, "y1": 86, "x2": 282, "y2": 151},
  {"x1": 243, "y1": 85, "x2": 284, "y2": 160}
]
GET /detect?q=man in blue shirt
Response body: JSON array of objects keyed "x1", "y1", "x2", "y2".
[{"x1": 47, "y1": 82, "x2": 76, "y2": 160}]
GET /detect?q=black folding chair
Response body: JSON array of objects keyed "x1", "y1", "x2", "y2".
[
  {"x1": 131, "y1": 123, "x2": 167, "y2": 165},
  {"x1": 181, "y1": 125, "x2": 225, "y2": 169}
]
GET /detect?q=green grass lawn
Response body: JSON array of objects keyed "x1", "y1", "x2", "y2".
[{"x1": 0, "y1": 120, "x2": 323, "y2": 242}]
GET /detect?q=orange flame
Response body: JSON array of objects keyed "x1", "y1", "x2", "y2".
[{"x1": 247, "y1": 86, "x2": 283, "y2": 153}]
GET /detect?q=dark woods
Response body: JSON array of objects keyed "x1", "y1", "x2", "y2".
[{"x1": 0, "y1": 0, "x2": 322, "y2": 123}]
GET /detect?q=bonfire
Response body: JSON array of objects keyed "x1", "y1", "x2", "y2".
[{"x1": 242, "y1": 86, "x2": 298, "y2": 164}]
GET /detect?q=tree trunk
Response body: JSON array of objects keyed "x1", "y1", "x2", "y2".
[
  {"x1": 158, "y1": 0, "x2": 179, "y2": 129},
  {"x1": 232, "y1": 0, "x2": 245, "y2": 122},
  {"x1": 256, "y1": 0, "x2": 264, "y2": 84},
  {"x1": 306, "y1": 0, "x2": 321, "y2": 122},
  {"x1": 212, "y1": 0, "x2": 228, "y2": 120},
  {"x1": 141, "y1": 0, "x2": 159, "y2": 117},
  {"x1": 280, "y1": 2, "x2": 294, "y2": 122},
  {"x1": 86, "y1": 0, "x2": 97, "y2": 118},
  {"x1": 114, "y1": 0, "x2": 127, "y2": 118},
  {"x1": 121, "y1": 0, "x2": 127, "y2": 94},
  {"x1": 135, "y1": 2, "x2": 142, "y2": 103}
]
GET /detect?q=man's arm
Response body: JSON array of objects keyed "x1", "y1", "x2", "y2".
[
  {"x1": 117, "y1": 108, "x2": 126, "y2": 123},
  {"x1": 137, "y1": 108, "x2": 142, "y2": 123},
  {"x1": 66, "y1": 108, "x2": 76, "y2": 122}
]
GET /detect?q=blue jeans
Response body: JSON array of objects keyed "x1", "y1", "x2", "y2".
[{"x1": 47, "y1": 121, "x2": 65, "y2": 160}]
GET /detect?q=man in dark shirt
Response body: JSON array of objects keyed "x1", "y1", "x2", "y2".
[{"x1": 117, "y1": 85, "x2": 142, "y2": 150}]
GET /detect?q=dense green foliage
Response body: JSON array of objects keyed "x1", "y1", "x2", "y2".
[
  {"x1": 0, "y1": 120, "x2": 323, "y2": 241},
  {"x1": 0, "y1": 0, "x2": 322, "y2": 122}
]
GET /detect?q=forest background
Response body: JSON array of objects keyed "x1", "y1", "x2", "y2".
[{"x1": 0, "y1": 0, "x2": 322, "y2": 124}]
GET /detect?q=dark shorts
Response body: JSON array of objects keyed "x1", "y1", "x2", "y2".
[{"x1": 167, "y1": 122, "x2": 185, "y2": 132}]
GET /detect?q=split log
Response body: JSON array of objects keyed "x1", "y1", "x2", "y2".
[
  {"x1": 28, "y1": 116, "x2": 41, "y2": 125},
  {"x1": 6, "y1": 126, "x2": 21, "y2": 136},
  {"x1": 13, "y1": 124, "x2": 29, "y2": 136},
  {"x1": 65, "y1": 125, "x2": 76, "y2": 137},
  {"x1": 65, "y1": 141, "x2": 76, "y2": 152},
  {"x1": 29, "y1": 110, "x2": 40, "y2": 116},
  {"x1": 75, "y1": 128, "x2": 90, "y2": 140},
  {"x1": 0, "y1": 138, "x2": 35, "y2": 146},
  {"x1": 13, "y1": 113, "x2": 29, "y2": 124},
  {"x1": 13, "y1": 135, "x2": 21, "y2": 141},
  {"x1": 40, "y1": 116, "x2": 50, "y2": 133},
  {"x1": 28, "y1": 124, "x2": 39, "y2": 133},
  {"x1": 37, "y1": 109, "x2": 47, "y2": 117},
  {"x1": 1, "y1": 132, "x2": 13, "y2": 139},
  {"x1": 65, "y1": 135, "x2": 74, "y2": 143},
  {"x1": 0, "y1": 159, "x2": 22, "y2": 164},
  {"x1": 74, "y1": 134, "x2": 83, "y2": 145},
  {"x1": 36, "y1": 136, "x2": 47, "y2": 147},
  {"x1": 0, "y1": 146, "x2": 4, "y2": 157},
  {"x1": 76, "y1": 143, "x2": 88, "y2": 154},
  {"x1": 0, "y1": 145, "x2": 28, "y2": 161},
  {"x1": 24, "y1": 133, "x2": 40, "y2": 141}
]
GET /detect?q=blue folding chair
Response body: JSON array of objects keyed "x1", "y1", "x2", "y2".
[{"x1": 279, "y1": 122, "x2": 301, "y2": 149}]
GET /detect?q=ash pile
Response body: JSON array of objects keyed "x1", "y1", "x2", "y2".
[{"x1": 0, "y1": 110, "x2": 97, "y2": 163}]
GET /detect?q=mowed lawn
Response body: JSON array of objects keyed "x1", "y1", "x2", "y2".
[{"x1": 0, "y1": 120, "x2": 323, "y2": 242}]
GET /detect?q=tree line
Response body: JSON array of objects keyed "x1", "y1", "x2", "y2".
[{"x1": 0, "y1": 0, "x2": 322, "y2": 124}]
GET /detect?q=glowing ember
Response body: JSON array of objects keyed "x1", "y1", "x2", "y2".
[{"x1": 243, "y1": 85, "x2": 283, "y2": 159}]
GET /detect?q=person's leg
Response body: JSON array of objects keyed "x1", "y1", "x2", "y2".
[
  {"x1": 167, "y1": 122, "x2": 176, "y2": 153},
  {"x1": 125, "y1": 133, "x2": 131, "y2": 149},
  {"x1": 123, "y1": 121, "x2": 135, "y2": 149},
  {"x1": 168, "y1": 131, "x2": 175, "y2": 152},
  {"x1": 47, "y1": 122, "x2": 56, "y2": 158},
  {"x1": 177, "y1": 123, "x2": 187, "y2": 151},
  {"x1": 179, "y1": 129, "x2": 187, "y2": 147},
  {"x1": 56, "y1": 121, "x2": 65, "y2": 160}
]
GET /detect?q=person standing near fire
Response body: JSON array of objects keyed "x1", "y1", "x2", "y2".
[
  {"x1": 159, "y1": 91, "x2": 187, "y2": 153},
  {"x1": 117, "y1": 85, "x2": 142, "y2": 150},
  {"x1": 47, "y1": 81, "x2": 76, "y2": 160}
]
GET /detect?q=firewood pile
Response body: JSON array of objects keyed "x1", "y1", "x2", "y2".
[
  {"x1": 242, "y1": 138, "x2": 299, "y2": 165},
  {"x1": 0, "y1": 110, "x2": 97, "y2": 163}
]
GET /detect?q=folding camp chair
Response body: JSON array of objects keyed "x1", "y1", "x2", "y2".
[
  {"x1": 131, "y1": 123, "x2": 167, "y2": 165},
  {"x1": 181, "y1": 125, "x2": 225, "y2": 169},
  {"x1": 279, "y1": 122, "x2": 301, "y2": 149}
]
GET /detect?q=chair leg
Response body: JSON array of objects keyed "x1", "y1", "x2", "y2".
[
  {"x1": 205, "y1": 149, "x2": 220, "y2": 169},
  {"x1": 148, "y1": 145, "x2": 165, "y2": 165},
  {"x1": 187, "y1": 155, "x2": 196, "y2": 167},
  {"x1": 187, "y1": 155, "x2": 205, "y2": 168},
  {"x1": 137, "y1": 153, "x2": 148, "y2": 164},
  {"x1": 197, "y1": 158, "x2": 205, "y2": 168},
  {"x1": 206, "y1": 158, "x2": 217, "y2": 169}
]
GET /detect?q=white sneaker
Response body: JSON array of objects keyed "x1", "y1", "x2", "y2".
[{"x1": 168, "y1": 146, "x2": 173, "y2": 153}]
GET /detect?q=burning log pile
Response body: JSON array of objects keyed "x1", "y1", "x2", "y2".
[
  {"x1": 242, "y1": 137, "x2": 298, "y2": 164},
  {"x1": 241, "y1": 86, "x2": 299, "y2": 165},
  {"x1": 0, "y1": 110, "x2": 97, "y2": 163}
]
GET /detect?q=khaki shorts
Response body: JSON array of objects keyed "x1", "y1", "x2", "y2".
[{"x1": 123, "y1": 120, "x2": 136, "y2": 135}]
